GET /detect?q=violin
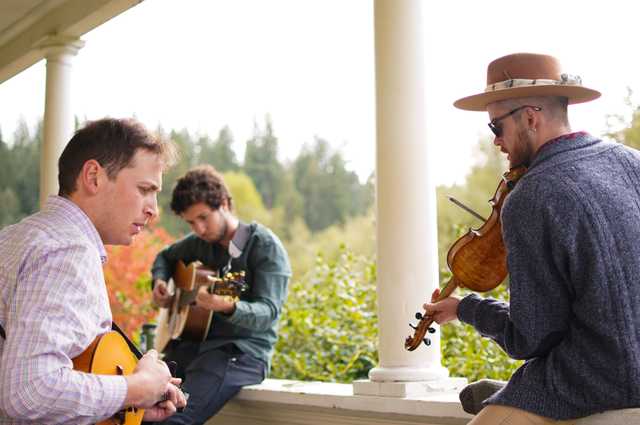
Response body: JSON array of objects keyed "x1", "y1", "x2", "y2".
[{"x1": 404, "y1": 166, "x2": 527, "y2": 351}]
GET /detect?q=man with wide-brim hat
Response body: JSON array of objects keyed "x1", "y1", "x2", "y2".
[
  {"x1": 457, "y1": 52, "x2": 601, "y2": 170},
  {"x1": 424, "y1": 53, "x2": 640, "y2": 424}
]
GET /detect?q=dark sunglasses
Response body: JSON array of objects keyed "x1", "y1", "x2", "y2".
[{"x1": 488, "y1": 105, "x2": 542, "y2": 137}]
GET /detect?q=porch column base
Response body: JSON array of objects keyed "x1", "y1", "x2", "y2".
[
  {"x1": 369, "y1": 364, "x2": 450, "y2": 382},
  {"x1": 353, "y1": 376, "x2": 467, "y2": 397}
]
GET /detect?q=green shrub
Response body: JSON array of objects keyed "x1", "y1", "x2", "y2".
[
  {"x1": 272, "y1": 248, "x2": 522, "y2": 383},
  {"x1": 271, "y1": 246, "x2": 378, "y2": 382},
  {"x1": 439, "y1": 270, "x2": 523, "y2": 382}
]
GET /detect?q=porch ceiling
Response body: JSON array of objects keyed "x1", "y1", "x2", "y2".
[{"x1": 0, "y1": 0, "x2": 143, "y2": 84}]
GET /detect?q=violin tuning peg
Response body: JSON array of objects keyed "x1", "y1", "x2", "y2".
[
  {"x1": 409, "y1": 323, "x2": 417, "y2": 330},
  {"x1": 423, "y1": 338, "x2": 431, "y2": 346},
  {"x1": 415, "y1": 312, "x2": 423, "y2": 320},
  {"x1": 428, "y1": 327, "x2": 436, "y2": 334}
]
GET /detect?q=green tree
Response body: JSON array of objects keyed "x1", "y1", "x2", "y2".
[
  {"x1": 0, "y1": 119, "x2": 42, "y2": 226},
  {"x1": 292, "y1": 137, "x2": 372, "y2": 232},
  {"x1": 605, "y1": 88, "x2": 640, "y2": 149},
  {"x1": 0, "y1": 188, "x2": 21, "y2": 228},
  {"x1": 0, "y1": 127, "x2": 11, "y2": 191},
  {"x1": 243, "y1": 117, "x2": 284, "y2": 209},
  {"x1": 283, "y1": 209, "x2": 375, "y2": 281},
  {"x1": 197, "y1": 126, "x2": 239, "y2": 172},
  {"x1": 157, "y1": 127, "x2": 197, "y2": 235},
  {"x1": 272, "y1": 170, "x2": 304, "y2": 241},
  {"x1": 10, "y1": 119, "x2": 40, "y2": 216},
  {"x1": 223, "y1": 171, "x2": 271, "y2": 226}
]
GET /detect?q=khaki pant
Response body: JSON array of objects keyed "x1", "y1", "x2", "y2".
[
  {"x1": 468, "y1": 405, "x2": 640, "y2": 425},
  {"x1": 468, "y1": 405, "x2": 574, "y2": 425}
]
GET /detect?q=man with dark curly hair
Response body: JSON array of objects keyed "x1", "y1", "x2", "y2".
[{"x1": 150, "y1": 164, "x2": 291, "y2": 425}]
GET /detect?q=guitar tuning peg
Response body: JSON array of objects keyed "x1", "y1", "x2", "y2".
[
  {"x1": 415, "y1": 312, "x2": 423, "y2": 320},
  {"x1": 423, "y1": 338, "x2": 431, "y2": 346},
  {"x1": 428, "y1": 327, "x2": 436, "y2": 334},
  {"x1": 409, "y1": 323, "x2": 417, "y2": 330}
]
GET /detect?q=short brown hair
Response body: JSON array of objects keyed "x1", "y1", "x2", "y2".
[
  {"x1": 58, "y1": 118, "x2": 177, "y2": 196},
  {"x1": 497, "y1": 96, "x2": 569, "y2": 127},
  {"x1": 170, "y1": 165, "x2": 233, "y2": 215}
]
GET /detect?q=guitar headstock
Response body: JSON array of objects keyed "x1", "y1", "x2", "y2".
[{"x1": 206, "y1": 271, "x2": 248, "y2": 297}]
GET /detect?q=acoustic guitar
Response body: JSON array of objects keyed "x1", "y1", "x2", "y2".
[
  {"x1": 72, "y1": 328, "x2": 145, "y2": 425},
  {"x1": 154, "y1": 260, "x2": 247, "y2": 353}
]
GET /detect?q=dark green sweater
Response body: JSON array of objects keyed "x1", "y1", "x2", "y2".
[
  {"x1": 458, "y1": 133, "x2": 640, "y2": 419},
  {"x1": 151, "y1": 222, "x2": 291, "y2": 369}
]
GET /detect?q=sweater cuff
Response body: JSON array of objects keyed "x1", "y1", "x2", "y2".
[{"x1": 457, "y1": 293, "x2": 483, "y2": 325}]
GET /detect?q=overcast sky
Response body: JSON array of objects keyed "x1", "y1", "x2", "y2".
[{"x1": 1, "y1": 0, "x2": 639, "y2": 185}]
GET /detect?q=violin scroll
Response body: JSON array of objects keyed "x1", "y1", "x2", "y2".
[{"x1": 405, "y1": 311, "x2": 437, "y2": 351}]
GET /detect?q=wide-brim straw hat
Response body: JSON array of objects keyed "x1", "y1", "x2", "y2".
[{"x1": 454, "y1": 53, "x2": 601, "y2": 111}]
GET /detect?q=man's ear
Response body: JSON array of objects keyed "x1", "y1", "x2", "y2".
[
  {"x1": 78, "y1": 159, "x2": 103, "y2": 195},
  {"x1": 526, "y1": 107, "x2": 540, "y2": 129}
]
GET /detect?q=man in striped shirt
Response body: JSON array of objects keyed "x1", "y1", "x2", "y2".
[{"x1": 0, "y1": 118, "x2": 187, "y2": 424}]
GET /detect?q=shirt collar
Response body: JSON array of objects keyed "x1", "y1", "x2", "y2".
[{"x1": 43, "y1": 195, "x2": 108, "y2": 264}]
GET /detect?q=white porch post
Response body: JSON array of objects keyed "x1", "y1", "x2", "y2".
[
  {"x1": 354, "y1": 0, "x2": 462, "y2": 397},
  {"x1": 39, "y1": 35, "x2": 84, "y2": 207}
]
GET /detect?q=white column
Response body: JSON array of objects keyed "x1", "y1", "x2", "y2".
[
  {"x1": 39, "y1": 35, "x2": 85, "y2": 207},
  {"x1": 354, "y1": 0, "x2": 464, "y2": 397}
]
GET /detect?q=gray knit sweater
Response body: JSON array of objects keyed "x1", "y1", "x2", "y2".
[{"x1": 457, "y1": 132, "x2": 640, "y2": 419}]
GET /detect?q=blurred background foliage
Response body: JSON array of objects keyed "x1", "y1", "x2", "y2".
[
  {"x1": 2, "y1": 96, "x2": 639, "y2": 383},
  {"x1": 271, "y1": 247, "x2": 378, "y2": 382}
]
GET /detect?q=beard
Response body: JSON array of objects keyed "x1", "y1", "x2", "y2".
[{"x1": 510, "y1": 125, "x2": 536, "y2": 168}]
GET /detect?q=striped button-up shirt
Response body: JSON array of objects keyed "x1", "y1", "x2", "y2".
[{"x1": 0, "y1": 196, "x2": 127, "y2": 424}]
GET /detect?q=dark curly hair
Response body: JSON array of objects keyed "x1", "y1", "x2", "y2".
[{"x1": 170, "y1": 165, "x2": 233, "y2": 215}]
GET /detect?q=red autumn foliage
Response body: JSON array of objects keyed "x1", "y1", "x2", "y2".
[{"x1": 103, "y1": 225, "x2": 175, "y2": 340}]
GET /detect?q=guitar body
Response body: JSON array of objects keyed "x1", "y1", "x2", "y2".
[
  {"x1": 155, "y1": 261, "x2": 246, "y2": 353},
  {"x1": 179, "y1": 300, "x2": 215, "y2": 342},
  {"x1": 73, "y1": 331, "x2": 145, "y2": 425},
  {"x1": 154, "y1": 307, "x2": 172, "y2": 356}
]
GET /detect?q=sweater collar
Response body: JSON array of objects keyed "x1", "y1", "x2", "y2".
[{"x1": 529, "y1": 131, "x2": 599, "y2": 170}]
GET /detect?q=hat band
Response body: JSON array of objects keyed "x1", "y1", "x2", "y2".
[{"x1": 485, "y1": 73, "x2": 584, "y2": 93}]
